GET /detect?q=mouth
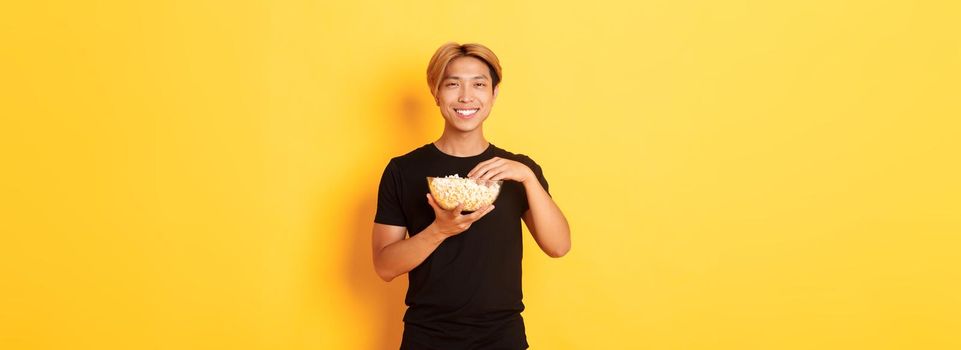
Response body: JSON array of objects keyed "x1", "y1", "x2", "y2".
[{"x1": 453, "y1": 108, "x2": 480, "y2": 119}]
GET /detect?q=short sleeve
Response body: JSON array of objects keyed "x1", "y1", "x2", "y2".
[
  {"x1": 374, "y1": 160, "x2": 407, "y2": 226},
  {"x1": 519, "y1": 155, "x2": 550, "y2": 212}
]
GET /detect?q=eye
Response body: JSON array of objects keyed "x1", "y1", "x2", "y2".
[
  {"x1": 446, "y1": 82, "x2": 458, "y2": 88},
  {"x1": 474, "y1": 82, "x2": 487, "y2": 87}
]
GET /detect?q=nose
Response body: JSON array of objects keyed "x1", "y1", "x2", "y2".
[{"x1": 457, "y1": 86, "x2": 474, "y2": 103}]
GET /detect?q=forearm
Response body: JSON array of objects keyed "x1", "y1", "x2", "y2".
[
  {"x1": 524, "y1": 179, "x2": 571, "y2": 257},
  {"x1": 374, "y1": 223, "x2": 447, "y2": 282}
]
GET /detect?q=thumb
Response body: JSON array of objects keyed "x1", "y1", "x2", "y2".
[{"x1": 451, "y1": 202, "x2": 465, "y2": 214}]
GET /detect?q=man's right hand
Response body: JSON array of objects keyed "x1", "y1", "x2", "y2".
[{"x1": 426, "y1": 193, "x2": 495, "y2": 237}]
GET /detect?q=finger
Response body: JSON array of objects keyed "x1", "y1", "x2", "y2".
[
  {"x1": 450, "y1": 202, "x2": 465, "y2": 214},
  {"x1": 470, "y1": 159, "x2": 505, "y2": 179},
  {"x1": 476, "y1": 163, "x2": 507, "y2": 181},
  {"x1": 488, "y1": 170, "x2": 509, "y2": 182},
  {"x1": 468, "y1": 157, "x2": 500, "y2": 178},
  {"x1": 478, "y1": 167, "x2": 507, "y2": 181},
  {"x1": 474, "y1": 156, "x2": 499, "y2": 169},
  {"x1": 466, "y1": 204, "x2": 495, "y2": 221}
]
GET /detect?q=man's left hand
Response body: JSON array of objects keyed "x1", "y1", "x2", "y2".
[{"x1": 468, "y1": 157, "x2": 535, "y2": 184}]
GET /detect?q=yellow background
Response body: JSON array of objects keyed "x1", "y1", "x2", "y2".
[{"x1": 2, "y1": 1, "x2": 959, "y2": 349}]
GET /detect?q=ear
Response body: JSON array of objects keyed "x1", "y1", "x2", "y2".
[{"x1": 492, "y1": 85, "x2": 499, "y2": 101}]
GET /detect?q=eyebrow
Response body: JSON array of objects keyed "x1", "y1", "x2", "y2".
[{"x1": 443, "y1": 75, "x2": 490, "y2": 81}]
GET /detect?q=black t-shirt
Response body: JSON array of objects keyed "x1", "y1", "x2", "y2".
[{"x1": 375, "y1": 142, "x2": 550, "y2": 350}]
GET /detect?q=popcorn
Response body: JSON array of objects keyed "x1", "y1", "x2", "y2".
[{"x1": 427, "y1": 174, "x2": 502, "y2": 211}]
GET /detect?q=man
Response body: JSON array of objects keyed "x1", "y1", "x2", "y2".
[{"x1": 372, "y1": 42, "x2": 571, "y2": 349}]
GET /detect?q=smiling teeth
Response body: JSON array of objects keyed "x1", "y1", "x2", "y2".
[{"x1": 455, "y1": 109, "x2": 478, "y2": 116}]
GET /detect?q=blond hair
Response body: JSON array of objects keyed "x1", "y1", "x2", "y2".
[{"x1": 426, "y1": 42, "x2": 502, "y2": 99}]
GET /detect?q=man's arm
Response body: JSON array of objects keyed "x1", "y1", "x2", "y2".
[
  {"x1": 372, "y1": 194, "x2": 495, "y2": 282},
  {"x1": 522, "y1": 178, "x2": 571, "y2": 258},
  {"x1": 465, "y1": 156, "x2": 571, "y2": 258},
  {"x1": 372, "y1": 223, "x2": 448, "y2": 282}
]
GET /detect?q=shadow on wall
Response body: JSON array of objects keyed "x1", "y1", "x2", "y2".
[{"x1": 340, "y1": 62, "x2": 436, "y2": 350}]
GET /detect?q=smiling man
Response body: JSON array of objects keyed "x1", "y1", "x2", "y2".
[{"x1": 372, "y1": 42, "x2": 571, "y2": 349}]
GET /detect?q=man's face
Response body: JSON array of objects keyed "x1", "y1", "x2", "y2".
[{"x1": 435, "y1": 56, "x2": 498, "y2": 133}]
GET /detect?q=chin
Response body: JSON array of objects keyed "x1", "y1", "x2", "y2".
[
  {"x1": 445, "y1": 112, "x2": 487, "y2": 125},
  {"x1": 449, "y1": 124, "x2": 481, "y2": 133}
]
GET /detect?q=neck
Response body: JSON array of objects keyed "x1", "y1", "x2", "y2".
[{"x1": 434, "y1": 127, "x2": 489, "y2": 157}]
